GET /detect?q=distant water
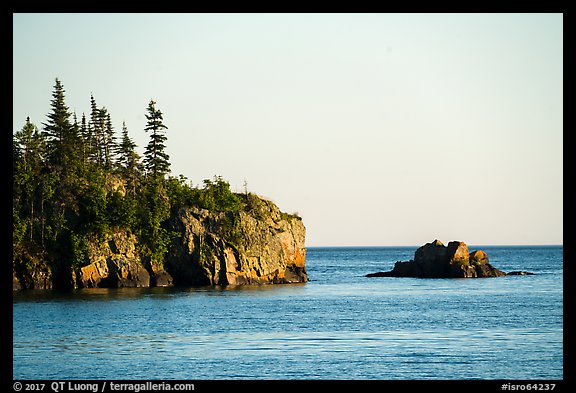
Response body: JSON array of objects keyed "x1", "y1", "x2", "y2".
[{"x1": 13, "y1": 245, "x2": 563, "y2": 380}]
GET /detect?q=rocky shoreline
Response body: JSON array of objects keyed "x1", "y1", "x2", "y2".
[{"x1": 13, "y1": 197, "x2": 307, "y2": 291}]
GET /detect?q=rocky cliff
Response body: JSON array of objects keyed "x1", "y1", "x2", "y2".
[
  {"x1": 12, "y1": 250, "x2": 53, "y2": 291},
  {"x1": 74, "y1": 231, "x2": 155, "y2": 288},
  {"x1": 366, "y1": 239, "x2": 508, "y2": 278},
  {"x1": 13, "y1": 195, "x2": 307, "y2": 290},
  {"x1": 166, "y1": 198, "x2": 307, "y2": 286}
]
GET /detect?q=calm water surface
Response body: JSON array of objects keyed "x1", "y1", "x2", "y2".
[{"x1": 13, "y1": 246, "x2": 563, "y2": 379}]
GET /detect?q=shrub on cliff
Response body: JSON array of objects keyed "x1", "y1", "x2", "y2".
[{"x1": 198, "y1": 176, "x2": 243, "y2": 212}]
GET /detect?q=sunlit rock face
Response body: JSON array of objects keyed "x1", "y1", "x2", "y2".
[{"x1": 166, "y1": 198, "x2": 307, "y2": 286}]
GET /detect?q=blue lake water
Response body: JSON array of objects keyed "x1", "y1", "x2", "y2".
[{"x1": 13, "y1": 245, "x2": 563, "y2": 380}]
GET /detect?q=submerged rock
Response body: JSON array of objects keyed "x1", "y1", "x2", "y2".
[
  {"x1": 366, "y1": 239, "x2": 507, "y2": 278},
  {"x1": 507, "y1": 271, "x2": 535, "y2": 276}
]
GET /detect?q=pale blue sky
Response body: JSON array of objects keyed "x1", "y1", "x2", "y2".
[{"x1": 13, "y1": 13, "x2": 563, "y2": 246}]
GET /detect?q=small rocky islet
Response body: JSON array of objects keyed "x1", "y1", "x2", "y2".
[{"x1": 366, "y1": 239, "x2": 533, "y2": 278}]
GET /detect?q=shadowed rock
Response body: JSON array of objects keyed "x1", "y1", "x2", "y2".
[{"x1": 76, "y1": 231, "x2": 153, "y2": 288}]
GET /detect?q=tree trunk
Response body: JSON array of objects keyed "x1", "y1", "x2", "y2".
[
  {"x1": 30, "y1": 198, "x2": 34, "y2": 242},
  {"x1": 40, "y1": 191, "x2": 45, "y2": 247}
]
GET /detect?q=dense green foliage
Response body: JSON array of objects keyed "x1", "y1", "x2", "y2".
[{"x1": 12, "y1": 78, "x2": 257, "y2": 285}]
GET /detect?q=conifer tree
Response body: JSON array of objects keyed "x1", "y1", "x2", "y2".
[
  {"x1": 88, "y1": 94, "x2": 103, "y2": 166},
  {"x1": 79, "y1": 113, "x2": 89, "y2": 165},
  {"x1": 140, "y1": 100, "x2": 172, "y2": 267},
  {"x1": 101, "y1": 108, "x2": 116, "y2": 169},
  {"x1": 143, "y1": 100, "x2": 170, "y2": 179},
  {"x1": 117, "y1": 121, "x2": 142, "y2": 195},
  {"x1": 40, "y1": 79, "x2": 84, "y2": 254},
  {"x1": 14, "y1": 117, "x2": 46, "y2": 241},
  {"x1": 15, "y1": 117, "x2": 45, "y2": 172},
  {"x1": 117, "y1": 122, "x2": 138, "y2": 169},
  {"x1": 71, "y1": 112, "x2": 82, "y2": 166},
  {"x1": 80, "y1": 113, "x2": 88, "y2": 139},
  {"x1": 42, "y1": 78, "x2": 74, "y2": 166}
]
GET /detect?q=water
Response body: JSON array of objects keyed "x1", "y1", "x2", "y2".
[{"x1": 13, "y1": 245, "x2": 563, "y2": 380}]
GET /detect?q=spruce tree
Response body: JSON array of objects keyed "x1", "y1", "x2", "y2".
[
  {"x1": 80, "y1": 113, "x2": 88, "y2": 139},
  {"x1": 15, "y1": 117, "x2": 45, "y2": 172},
  {"x1": 40, "y1": 79, "x2": 84, "y2": 257},
  {"x1": 71, "y1": 112, "x2": 82, "y2": 166},
  {"x1": 79, "y1": 113, "x2": 89, "y2": 165},
  {"x1": 14, "y1": 117, "x2": 46, "y2": 242},
  {"x1": 143, "y1": 100, "x2": 170, "y2": 179},
  {"x1": 117, "y1": 122, "x2": 138, "y2": 168},
  {"x1": 117, "y1": 122, "x2": 141, "y2": 195},
  {"x1": 42, "y1": 78, "x2": 73, "y2": 166},
  {"x1": 140, "y1": 100, "x2": 172, "y2": 267},
  {"x1": 101, "y1": 108, "x2": 116, "y2": 169},
  {"x1": 88, "y1": 94, "x2": 103, "y2": 166}
]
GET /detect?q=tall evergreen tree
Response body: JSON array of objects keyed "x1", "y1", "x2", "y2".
[
  {"x1": 80, "y1": 113, "x2": 88, "y2": 139},
  {"x1": 40, "y1": 79, "x2": 84, "y2": 255},
  {"x1": 71, "y1": 112, "x2": 82, "y2": 165},
  {"x1": 42, "y1": 78, "x2": 74, "y2": 166},
  {"x1": 117, "y1": 121, "x2": 142, "y2": 195},
  {"x1": 117, "y1": 122, "x2": 138, "y2": 169},
  {"x1": 14, "y1": 117, "x2": 46, "y2": 242},
  {"x1": 143, "y1": 100, "x2": 170, "y2": 178},
  {"x1": 139, "y1": 100, "x2": 172, "y2": 267},
  {"x1": 101, "y1": 108, "x2": 116, "y2": 169},
  {"x1": 15, "y1": 117, "x2": 45, "y2": 172},
  {"x1": 79, "y1": 113, "x2": 89, "y2": 165},
  {"x1": 88, "y1": 94, "x2": 103, "y2": 166}
]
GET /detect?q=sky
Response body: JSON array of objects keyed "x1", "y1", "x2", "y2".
[{"x1": 12, "y1": 13, "x2": 563, "y2": 246}]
